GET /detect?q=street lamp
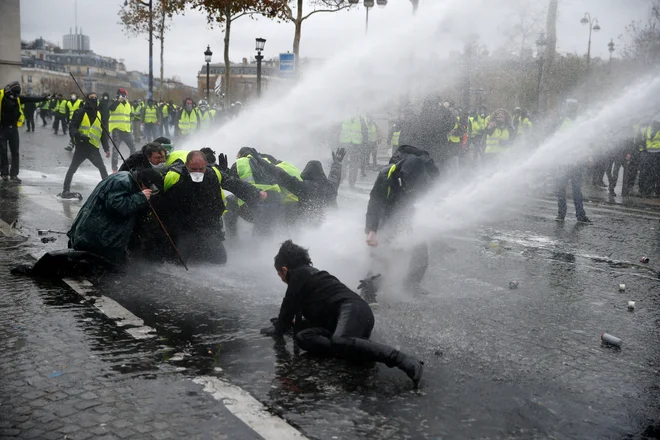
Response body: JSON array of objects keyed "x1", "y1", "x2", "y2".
[
  {"x1": 255, "y1": 37, "x2": 266, "y2": 98},
  {"x1": 363, "y1": 0, "x2": 387, "y2": 34},
  {"x1": 608, "y1": 38, "x2": 615, "y2": 74},
  {"x1": 125, "y1": 0, "x2": 154, "y2": 100},
  {"x1": 580, "y1": 12, "x2": 600, "y2": 106},
  {"x1": 204, "y1": 45, "x2": 212, "y2": 102},
  {"x1": 535, "y1": 33, "x2": 547, "y2": 113}
]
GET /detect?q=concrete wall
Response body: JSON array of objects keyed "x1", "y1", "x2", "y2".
[{"x1": 0, "y1": 0, "x2": 21, "y2": 87}]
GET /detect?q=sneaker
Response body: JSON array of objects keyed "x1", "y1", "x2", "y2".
[
  {"x1": 577, "y1": 216, "x2": 592, "y2": 223},
  {"x1": 1, "y1": 175, "x2": 8, "y2": 182},
  {"x1": 9, "y1": 176, "x2": 21, "y2": 184},
  {"x1": 64, "y1": 146, "x2": 73, "y2": 152},
  {"x1": 554, "y1": 216, "x2": 565, "y2": 222}
]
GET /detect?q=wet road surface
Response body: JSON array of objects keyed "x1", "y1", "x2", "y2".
[{"x1": 2, "y1": 129, "x2": 660, "y2": 439}]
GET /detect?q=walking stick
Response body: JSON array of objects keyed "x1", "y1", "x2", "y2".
[{"x1": 69, "y1": 73, "x2": 188, "y2": 270}]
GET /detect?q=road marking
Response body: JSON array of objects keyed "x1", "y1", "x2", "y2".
[{"x1": 193, "y1": 376, "x2": 309, "y2": 440}]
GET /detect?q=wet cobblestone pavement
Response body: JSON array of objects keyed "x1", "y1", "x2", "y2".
[{"x1": 1, "y1": 128, "x2": 660, "y2": 439}]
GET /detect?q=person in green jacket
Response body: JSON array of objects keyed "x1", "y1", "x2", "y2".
[{"x1": 67, "y1": 168, "x2": 163, "y2": 264}]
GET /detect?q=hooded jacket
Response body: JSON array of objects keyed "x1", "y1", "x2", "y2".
[
  {"x1": 67, "y1": 172, "x2": 149, "y2": 263},
  {"x1": 253, "y1": 156, "x2": 342, "y2": 224}
]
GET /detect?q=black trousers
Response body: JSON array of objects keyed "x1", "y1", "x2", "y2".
[
  {"x1": 40, "y1": 111, "x2": 48, "y2": 126},
  {"x1": 640, "y1": 152, "x2": 660, "y2": 196},
  {"x1": 0, "y1": 126, "x2": 20, "y2": 177},
  {"x1": 295, "y1": 300, "x2": 405, "y2": 368},
  {"x1": 63, "y1": 142, "x2": 108, "y2": 192},
  {"x1": 110, "y1": 129, "x2": 136, "y2": 171},
  {"x1": 143, "y1": 123, "x2": 157, "y2": 142},
  {"x1": 176, "y1": 230, "x2": 227, "y2": 265},
  {"x1": 53, "y1": 114, "x2": 67, "y2": 134},
  {"x1": 556, "y1": 166, "x2": 586, "y2": 219},
  {"x1": 25, "y1": 113, "x2": 35, "y2": 132}
]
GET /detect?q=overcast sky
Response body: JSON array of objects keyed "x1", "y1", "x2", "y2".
[{"x1": 20, "y1": 0, "x2": 650, "y2": 87}]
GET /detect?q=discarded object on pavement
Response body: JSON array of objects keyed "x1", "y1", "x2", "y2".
[
  {"x1": 601, "y1": 333, "x2": 622, "y2": 347},
  {"x1": 509, "y1": 281, "x2": 519, "y2": 289},
  {"x1": 618, "y1": 283, "x2": 626, "y2": 291},
  {"x1": 40, "y1": 237, "x2": 56, "y2": 243},
  {"x1": 627, "y1": 301, "x2": 635, "y2": 311},
  {"x1": 37, "y1": 230, "x2": 49, "y2": 236},
  {"x1": 640, "y1": 257, "x2": 650, "y2": 264}
]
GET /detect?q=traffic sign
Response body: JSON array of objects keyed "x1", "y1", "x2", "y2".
[{"x1": 279, "y1": 53, "x2": 295, "y2": 78}]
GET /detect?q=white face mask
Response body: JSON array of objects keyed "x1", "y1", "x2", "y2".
[
  {"x1": 150, "y1": 162, "x2": 164, "y2": 169},
  {"x1": 71, "y1": 95, "x2": 77, "y2": 100},
  {"x1": 190, "y1": 172, "x2": 204, "y2": 183}
]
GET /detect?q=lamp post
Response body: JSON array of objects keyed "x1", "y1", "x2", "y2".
[
  {"x1": 607, "y1": 38, "x2": 615, "y2": 74},
  {"x1": 125, "y1": 0, "x2": 154, "y2": 100},
  {"x1": 204, "y1": 45, "x2": 212, "y2": 102},
  {"x1": 255, "y1": 37, "x2": 266, "y2": 98},
  {"x1": 360, "y1": 0, "x2": 386, "y2": 35},
  {"x1": 580, "y1": 12, "x2": 600, "y2": 106},
  {"x1": 535, "y1": 33, "x2": 547, "y2": 114}
]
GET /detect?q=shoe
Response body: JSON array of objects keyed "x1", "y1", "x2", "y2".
[
  {"x1": 9, "y1": 176, "x2": 21, "y2": 184},
  {"x1": 57, "y1": 191, "x2": 83, "y2": 200},
  {"x1": 395, "y1": 353, "x2": 424, "y2": 388},
  {"x1": 554, "y1": 216, "x2": 565, "y2": 222},
  {"x1": 577, "y1": 216, "x2": 592, "y2": 223},
  {"x1": 358, "y1": 273, "x2": 381, "y2": 306},
  {"x1": 1, "y1": 175, "x2": 8, "y2": 182},
  {"x1": 346, "y1": 338, "x2": 424, "y2": 388},
  {"x1": 64, "y1": 146, "x2": 73, "y2": 152}
]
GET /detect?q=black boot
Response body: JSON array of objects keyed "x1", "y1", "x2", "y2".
[{"x1": 342, "y1": 337, "x2": 424, "y2": 387}]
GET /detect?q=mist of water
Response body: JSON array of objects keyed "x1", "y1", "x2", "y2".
[{"x1": 172, "y1": 0, "x2": 659, "y2": 291}]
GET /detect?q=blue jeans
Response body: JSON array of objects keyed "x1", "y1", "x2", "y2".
[{"x1": 556, "y1": 166, "x2": 586, "y2": 219}]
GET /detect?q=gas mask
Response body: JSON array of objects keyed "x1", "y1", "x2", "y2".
[{"x1": 190, "y1": 172, "x2": 204, "y2": 183}]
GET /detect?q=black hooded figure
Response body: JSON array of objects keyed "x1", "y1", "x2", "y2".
[
  {"x1": 250, "y1": 148, "x2": 345, "y2": 226},
  {"x1": 414, "y1": 96, "x2": 455, "y2": 171},
  {"x1": 360, "y1": 150, "x2": 439, "y2": 302},
  {"x1": 0, "y1": 81, "x2": 48, "y2": 183}
]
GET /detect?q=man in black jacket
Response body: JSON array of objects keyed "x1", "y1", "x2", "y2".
[
  {"x1": 261, "y1": 240, "x2": 424, "y2": 387},
  {"x1": 361, "y1": 146, "x2": 438, "y2": 302},
  {"x1": 58, "y1": 92, "x2": 110, "y2": 200},
  {"x1": 0, "y1": 81, "x2": 48, "y2": 183},
  {"x1": 250, "y1": 148, "x2": 345, "y2": 226}
]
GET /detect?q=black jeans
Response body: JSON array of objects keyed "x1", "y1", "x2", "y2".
[
  {"x1": 63, "y1": 142, "x2": 108, "y2": 192},
  {"x1": 110, "y1": 129, "x2": 136, "y2": 171},
  {"x1": 53, "y1": 114, "x2": 67, "y2": 134},
  {"x1": 295, "y1": 300, "x2": 374, "y2": 355},
  {"x1": 640, "y1": 152, "x2": 660, "y2": 196},
  {"x1": 25, "y1": 113, "x2": 35, "y2": 132},
  {"x1": 0, "y1": 126, "x2": 20, "y2": 177},
  {"x1": 143, "y1": 123, "x2": 157, "y2": 142},
  {"x1": 556, "y1": 166, "x2": 586, "y2": 219},
  {"x1": 40, "y1": 111, "x2": 48, "y2": 126}
]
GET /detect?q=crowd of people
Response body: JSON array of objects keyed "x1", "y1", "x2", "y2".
[{"x1": 3, "y1": 79, "x2": 660, "y2": 388}]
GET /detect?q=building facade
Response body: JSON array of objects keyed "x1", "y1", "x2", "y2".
[{"x1": 0, "y1": 0, "x2": 22, "y2": 86}]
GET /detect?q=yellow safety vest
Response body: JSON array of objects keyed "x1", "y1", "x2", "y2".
[
  {"x1": 67, "y1": 99, "x2": 83, "y2": 120},
  {"x1": 235, "y1": 156, "x2": 289, "y2": 207},
  {"x1": 386, "y1": 164, "x2": 397, "y2": 198},
  {"x1": 515, "y1": 116, "x2": 533, "y2": 136},
  {"x1": 448, "y1": 118, "x2": 461, "y2": 143},
  {"x1": 109, "y1": 102, "x2": 132, "y2": 132},
  {"x1": 198, "y1": 110, "x2": 213, "y2": 129},
  {"x1": 339, "y1": 118, "x2": 363, "y2": 145},
  {"x1": 131, "y1": 103, "x2": 143, "y2": 121},
  {"x1": 391, "y1": 129, "x2": 400, "y2": 147},
  {"x1": 78, "y1": 111, "x2": 103, "y2": 148},
  {"x1": 161, "y1": 104, "x2": 169, "y2": 118},
  {"x1": 165, "y1": 150, "x2": 189, "y2": 166},
  {"x1": 144, "y1": 105, "x2": 158, "y2": 124},
  {"x1": 470, "y1": 115, "x2": 487, "y2": 136},
  {"x1": 646, "y1": 127, "x2": 660, "y2": 152},
  {"x1": 178, "y1": 110, "x2": 198, "y2": 135},
  {"x1": 57, "y1": 99, "x2": 68, "y2": 115},
  {"x1": 367, "y1": 122, "x2": 377, "y2": 142},
  {"x1": 484, "y1": 128, "x2": 511, "y2": 154},
  {"x1": 0, "y1": 90, "x2": 25, "y2": 127}
]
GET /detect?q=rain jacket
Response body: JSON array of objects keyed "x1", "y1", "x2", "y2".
[
  {"x1": 67, "y1": 172, "x2": 149, "y2": 263},
  {"x1": 253, "y1": 156, "x2": 341, "y2": 224}
]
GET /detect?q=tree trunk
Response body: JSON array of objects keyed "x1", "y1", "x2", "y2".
[
  {"x1": 293, "y1": 0, "x2": 303, "y2": 70},
  {"x1": 410, "y1": 0, "x2": 419, "y2": 15},
  {"x1": 223, "y1": 8, "x2": 231, "y2": 108},
  {"x1": 539, "y1": 0, "x2": 557, "y2": 116},
  {"x1": 159, "y1": 9, "x2": 165, "y2": 101}
]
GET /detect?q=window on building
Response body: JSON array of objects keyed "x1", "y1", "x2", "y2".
[
  {"x1": 77, "y1": 67, "x2": 81, "y2": 73},
  {"x1": 77, "y1": 58, "x2": 81, "y2": 64},
  {"x1": 27, "y1": 75, "x2": 32, "y2": 83}
]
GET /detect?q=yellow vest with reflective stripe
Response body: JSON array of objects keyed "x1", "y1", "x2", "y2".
[
  {"x1": 78, "y1": 111, "x2": 103, "y2": 148},
  {"x1": 515, "y1": 116, "x2": 533, "y2": 135},
  {"x1": 235, "y1": 156, "x2": 288, "y2": 207},
  {"x1": 448, "y1": 119, "x2": 460, "y2": 143},
  {"x1": 109, "y1": 102, "x2": 132, "y2": 132},
  {"x1": 484, "y1": 128, "x2": 511, "y2": 154},
  {"x1": 161, "y1": 105, "x2": 169, "y2": 118},
  {"x1": 0, "y1": 90, "x2": 25, "y2": 127},
  {"x1": 339, "y1": 118, "x2": 363, "y2": 145},
  {"x1": 144, "y1": 105, "x2": 158, "y2": 123},
  {"x1": 367, "y1": 122, "x2": 377, "y2": 142},
  {"x1": 67, "y1": 99, "x2": 83, "y2": 120},
  {"x1": 646, "y1": 127, "x2": 660, "y2": 152},
  {"x1": 57, "y1": 99, "x2": 68, "y2": 114},
  {"x1": 386, "y1": 164, "x2": 397, "y2": 199},
  {"x1": 471, "y1": 115, "x2": 487, "y2": 136},
  {"x1": 165, "y1": 150, "x2": 189, "y2": 166},
  {"x1": 263, "y1": 158, "x2": 301, "y2": 203},
  {"x1": 198, "y1": 110, "x2": 213, "y2": 129},
  {"x1": 178, "y1": 110, "x2": 198, "y2": 135}
]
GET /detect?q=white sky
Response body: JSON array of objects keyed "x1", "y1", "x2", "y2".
[{"x1": 20, "y1": 0, "x2": 650, "y2": 86}]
